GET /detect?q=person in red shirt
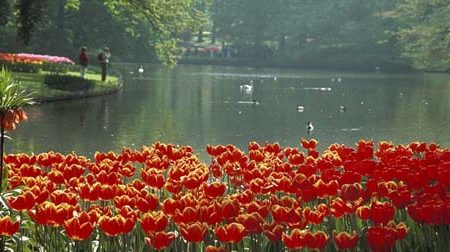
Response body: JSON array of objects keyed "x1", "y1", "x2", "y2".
[{"x1": 79, "y1": 47, "x2": 89, "y2": 78}]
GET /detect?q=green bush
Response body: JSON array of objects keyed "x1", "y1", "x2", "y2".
[
  {"x1": 44, "y1": 74, "x2": 95, "y2": 91},
  {"x1": 0, "y1": 61, "x2": 41, "y2": 73},
  {"x1": 41, "y1": 62, "x2": 71, "y2": 73}
]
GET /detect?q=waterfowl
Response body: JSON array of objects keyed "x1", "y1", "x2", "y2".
[
  {"x1": 138, "y1": 65, "x2": 144, "y2": 74},
  {"x1": 252, "y1": 99, "x2": 260, "y2": 105},
  {"x1": 240, "y1": 80, "x2": 254, "y2": 94},
  {"x1": 339, "y1": 105, "x2": 347, "y2": 112},
  {"x1": 307, "y1": 121, "x2": 314, "y2": 134}
]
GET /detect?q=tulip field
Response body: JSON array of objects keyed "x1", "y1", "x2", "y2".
[
  {"x1": 0, "y1": 53, "x2": 75, "y2": 65},
  {"x1": 0, "y1": 53, "x2": 74, "y2": 73},
  {"x1": 0, "y1": 139, "x2": 449, "y2": 252}
]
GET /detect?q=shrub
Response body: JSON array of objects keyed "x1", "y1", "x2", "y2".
[
  {"x1": 41, "y1": 62, "x2": 71, "y2": 73},
  {"x1": 0, "y1": 61, "x2": 41, "y2": 73},
  {"x1": 44, "y1": 74, "x2": 94, "y2": 92}
]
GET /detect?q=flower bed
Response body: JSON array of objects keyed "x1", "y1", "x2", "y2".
[
  {"x1": 1, "y1": 140, "x2": 449, "y2": 251},
  {"x1": 0, "y1": 53, "x2": 75, "y2": 73}
]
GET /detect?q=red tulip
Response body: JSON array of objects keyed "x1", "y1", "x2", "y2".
[
  {"x1": 271, "y1": 205, "x2": 301, "y2": 224},
  {"x1": 340, "y1": 183, "x2": 362, "y2": 201},
  {"x1": 288, "y1": 153, "x2": 305, "y2": 165},
  {"x1": 387, "y1": 221, "x2": 409, "y2": 240},
  {"x1": 48, "y1": 170, "x2": 65, "y2": 184},
  {"x1": 203, "y1": 182, "x2": 227, "y2": 198},
  {"x1": 198, "y1": 201, "x2": 223, "y2": 225},
  {"x1": 99, "y1": 215, "x2": 135, "y2": 236},
  {"x1": 0, "y1": 216, "x2": 19, "y2": 237},
  {"x1": 305, "y1": 231, "x2": 328, "y2": 250},
  {"x1": 369, "y1": 201, "x2": 395, "y2": 225},
  {"x1": 142, "y1": 168, "x2": 165, "y2": 189},
  {"x1": 50, "y1": 190, "x2": 78, "y2": 206},
  {"x1": 367, "y1": 226, "x2": 398, "y2": 252},
  {"x1": 63, "y1": 212, "x2": 94, "y2": 240},
  {"x1": 221, "y1": 198, "x2": 240, "y2": 220},
  {"x1": 215, "y1": 222, "x2": 246, "y2": 243},
  {"x1": 236, "y1": 212, "x2": 264, "y2": 234},
  {"x1": 179, "y1": 222, "x2": 208, "y2": 243},
  {"x1": 173, "y1": 206, "x2": 198, "y2": 224},
  {"x1": 388, "y1": 187, "x2": 411, "y2": 209},
  {"x1": 301, "y1": 138, "x2": 318, "y2": 149},
  {"x1": 145, "y1": 231, "x2": 175, "y2": 250},
  {"x1": 28, "y1": 202, "x2": 76, "y2": 227},
  {"x1": 304, "y1": 207, "x2": 326, "y2": 225},
  {"x1": 262, "y1": 222, "x2": 284, "y2": 241},
  {"x1": 246, "y1": 200, "x2": 269, "y2": 218},
  {"x1": 7, "y1": 190, "x2": 36, "y2": 211},
  {"x1": 282, "y1": 229, "x2": 306, "y2": 250},
  {"x1": 136, "y1": 191, "x2": 159, "y2": 212},
  {"x1": 333, "y1": 231, "x2": 358, "y2": 250},
  {"x1": 330, "y1": 198, "x2": 354, "y2": 218},
  {"x1": 113, "y1": 195, "x2": 136, "y2": 209}
]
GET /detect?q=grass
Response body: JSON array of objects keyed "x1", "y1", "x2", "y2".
[{"x1": 11, "y1": 70, "x2": 122, "y2": 103}]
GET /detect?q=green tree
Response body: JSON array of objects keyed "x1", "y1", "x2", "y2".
[
  {"x1": 0, "y1": 0, "x2": 209, "y2": 64},
  {"x1": 384, "y1": 0, "x2": 450, "y2": 70}
]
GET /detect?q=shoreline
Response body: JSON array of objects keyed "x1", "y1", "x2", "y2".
[{"x1": 12, "y1": 70, "x2": 123, "y2": 104}]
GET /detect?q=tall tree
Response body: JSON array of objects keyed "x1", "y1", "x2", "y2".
[
  {"x1": 16, "y1": 0, "x2": 45, "y2": 46},
  {"x1": 1, "y1": 0, "x2": 209, "y2": 63},
  {"x1": 0, "y1": 0, "x2": 10, "y2": 25},
  {"x1": 384, "y1": 0, "x2": 450, "y2": 70}
]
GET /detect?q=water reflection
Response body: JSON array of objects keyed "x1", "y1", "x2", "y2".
[{"x1": 7, "y1": 65, "x2": 450, "y2": 161}]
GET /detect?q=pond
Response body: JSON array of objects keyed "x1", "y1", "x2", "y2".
[{"x1": 7, "y1": 64, "x2": 450, "y2": 160}]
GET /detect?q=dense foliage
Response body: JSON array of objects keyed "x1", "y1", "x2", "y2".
[
  {"x1": 0, "y1": 0, "x2": 209, "y2": 64},
  {"x1": 44, "y1": 74, "x2": 95, "y2": 91},
  {"x1": 1, "y1": 0, "x2": 449, "y2": 70}
]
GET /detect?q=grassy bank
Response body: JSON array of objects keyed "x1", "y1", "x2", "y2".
[{"x1": 12, "y1": 71, "x2": 122, "y2": 103}]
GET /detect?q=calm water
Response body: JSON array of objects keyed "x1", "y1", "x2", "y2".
[{"x1": 7, "y1": 65, "x2": 450, "y2": 160}]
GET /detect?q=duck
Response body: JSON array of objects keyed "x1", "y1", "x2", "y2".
[
  {"x1": 240, "y1": 80, "x2": 254, "y2": 94},
  {"x1": 252, "y1": 98, "x2": 260, "y2": 105},
  {"x1": 138, "y1": 65, "x2": 144, "y2": 74},
  {"x1": 307, "y1": 121, "x2": 314, "y2": 135}
]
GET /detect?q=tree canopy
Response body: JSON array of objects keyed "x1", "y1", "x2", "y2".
[
  {"x1": 1, "y1": 0, "x2": 449, "y2": 70},
  {"x1": 0, "y1": 0, "x2": 209, "y2": 64}
]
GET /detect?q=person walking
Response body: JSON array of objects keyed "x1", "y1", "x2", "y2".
[
  {"x1": 79, "y1": 47, "x2": 89, "y2": 78},
  {"x1": 98, "y1": 47, "x2": 111, "y2": 81}
]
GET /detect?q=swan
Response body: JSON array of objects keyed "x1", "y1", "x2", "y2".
[
  {"x1": 240, "y1": 80, "x2": 254, "y2": 94},
  {"x1": 307, "y1": 121, "x2": 314, "y2": 134},
  {"x1": 138, "y1": 65, "x2": 144, "y2": 74}
]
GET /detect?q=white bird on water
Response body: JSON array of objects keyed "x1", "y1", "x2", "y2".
[
  {"x1": 240, "y1": 80, "x2": 254, "y2": 95},
  {"x1": 138, "y1": 65, "x2": 144, "y2": 74},
  {"x1": 307, "y1": 121, "x2": 314, "y2": 135}
]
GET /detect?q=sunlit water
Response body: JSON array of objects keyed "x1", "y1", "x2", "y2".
[{"x1": 7, "y1": 65, "x2": 450, "y2": 161}]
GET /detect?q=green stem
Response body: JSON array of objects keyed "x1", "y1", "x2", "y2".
[
  {"x1": 0, "y1": 121, "x2": 5, "y2": 252},
  {"x1": 19, "y1": 211, "x2": 23, "y2": 252},
  {"x1": 0, "y1": 122, "x2": 5, "y2": 194}
]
